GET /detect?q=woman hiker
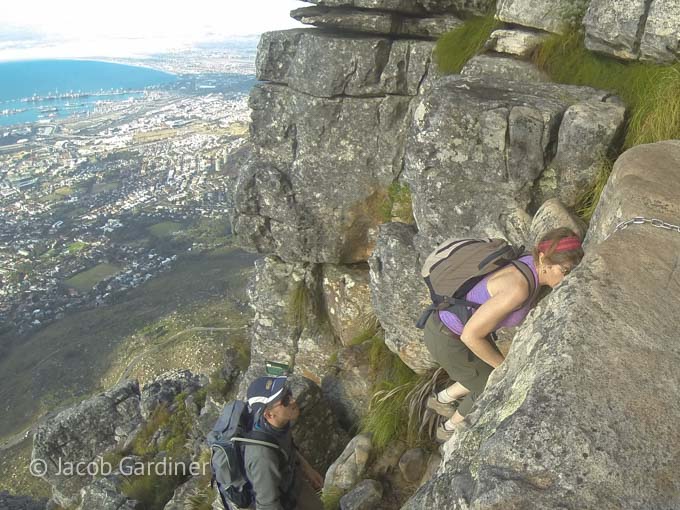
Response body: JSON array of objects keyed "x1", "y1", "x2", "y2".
[{"x1": 423, "y1": 227, "x2": 584, "y2": 442}]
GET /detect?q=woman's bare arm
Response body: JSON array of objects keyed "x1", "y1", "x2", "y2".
[{"x1": 459, "y1": 270, "x2": 529, "y2": 368}]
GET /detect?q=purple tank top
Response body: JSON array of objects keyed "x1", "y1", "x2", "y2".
[{"x1": 439, "y1": 255, "x2": 538, "y2": 336}]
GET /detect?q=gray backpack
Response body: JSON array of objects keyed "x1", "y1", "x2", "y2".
[
  {"x1": 415, "y1": 238, "x2": 538, "y2": 330},
  {"x1": 208, "y1": 400, "x2": 286, "y2": 509}
]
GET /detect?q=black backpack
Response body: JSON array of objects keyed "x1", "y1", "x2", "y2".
[
  {"x1": 416, "y1": 238, "x2": 538, "y2": 331},
  {"x1": 208, "y1": 400, "x2": 287, "y2": 509}
]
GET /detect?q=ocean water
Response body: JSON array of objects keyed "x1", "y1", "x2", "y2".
[{"x1": 0, "y1": 60, "x2": 176, "y2": 127}]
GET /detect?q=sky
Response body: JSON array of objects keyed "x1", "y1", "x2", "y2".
[{"x1": 0, "y1": 0, "x2": 307, "y2": 61}]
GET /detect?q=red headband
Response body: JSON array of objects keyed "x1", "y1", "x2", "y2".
[{"x1": 538, "y1": 236, "x2": 582, "y2": 253}]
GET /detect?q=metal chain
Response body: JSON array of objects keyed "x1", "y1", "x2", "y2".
[{"x1": 606, "y1": 216, "x2": 680, "y2": 240}]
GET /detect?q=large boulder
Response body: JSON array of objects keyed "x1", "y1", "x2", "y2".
[
  {"x1": 77, "y1": 476, "x2": 136, "y2": 510},
  {"x1": 32, "y1": 380, "x2": 142, "y2": 507},
  {"x1": 587, "y1": 140, "x2": 680, "y2": 245},
  {"x1": 403, "y1": 75, "x2": 610, "y2": 245},
  {"x1": 368, "y1": 222, "x2": 436, "y2": 372},
  {"x1": 403, "y1": 140, "x2": 680, "y2": 509}
]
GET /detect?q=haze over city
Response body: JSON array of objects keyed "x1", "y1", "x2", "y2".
[{"x1": 0, "y1": 0, "x2": 306, "y2": 61}]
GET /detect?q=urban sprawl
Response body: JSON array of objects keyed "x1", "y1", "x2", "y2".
[{"x1": 0, "y1": 58, "x2": 254, "y2": 336}]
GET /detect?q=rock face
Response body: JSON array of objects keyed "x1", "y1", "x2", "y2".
[
  {"x1": 403, "y1": 141, "x2": 680, "y2": 509},
  {"x1": 32, "y1": 381, "x2": 142, "y2": 507},
  {"x1": 234, "y1": 28, "x2": 434, "y2": 264},
  {"x1": 322, "y1": 341, "x2": 374, "y2": 429},
  {"x1": 535, "y1": 100, "x2": 626, "y2": 208}
]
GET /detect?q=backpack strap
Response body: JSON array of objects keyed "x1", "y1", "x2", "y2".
[
  {"x1": 237, "y1": 430, "x2": 289, "y2": 462},
  {"x1": 510, "y1": 255, "x2": 539, "y2": 308}
]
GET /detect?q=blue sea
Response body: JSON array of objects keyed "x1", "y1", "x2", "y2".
[{"x1": 0, "y1": 60, "x2": 177, "y2": 127}]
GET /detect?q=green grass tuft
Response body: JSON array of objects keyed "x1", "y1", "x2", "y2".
[
  {"x1": 287, "y1": 280, "x2": 312, "y2": 330},
  {"x1": 360, "y1": 334, "x2": 420, "y2": 449},
  {"x1": 434, "y1": 14, "x2": 500, "y2": 75},
  {"x1": 575, "y1": 158, "x2": 613, "y2": 222},
  {"x1": 321, "y1": 486, "x2": 345, "y2": 510}
]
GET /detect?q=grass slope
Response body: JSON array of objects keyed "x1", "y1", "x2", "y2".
[{"x1": 0, "y1": 246, "x2": 256, "y2": 441}]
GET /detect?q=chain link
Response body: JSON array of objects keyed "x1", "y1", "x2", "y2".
[{"x1": 606, "y1": 216, "x2": 680, "y2": 240}]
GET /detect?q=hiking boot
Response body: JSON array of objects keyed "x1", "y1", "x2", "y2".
[
  {"x1": 435, "y1": 422, "x2": 457, "y2": 443},
  {"x1": 426, "y1": 393, "x2": 458, "y2": 418}
]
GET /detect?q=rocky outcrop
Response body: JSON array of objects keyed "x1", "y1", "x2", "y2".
[
  {"x1": 32, "y1": 381, "x2": 142, "y2": 507},
  {"x1": 496, "y1": 0, "x2": 575, "y2": 34},
  {"x1": 584, "y1": 0, "x2": 680, "y2": 63},
  {"x1": 140, "y1": 369, "x2": 202, "y2": 419},
  {"x1": 403, "y1": 140, "x2": 680, "y2": 509},
  {"x1": 404, "y1": 75, "x2": 616, "y2": 245}
]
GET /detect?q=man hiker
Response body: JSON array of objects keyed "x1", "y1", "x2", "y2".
[{"x1": 244, "y1": 376, "x2": 324, "y2": 510}]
